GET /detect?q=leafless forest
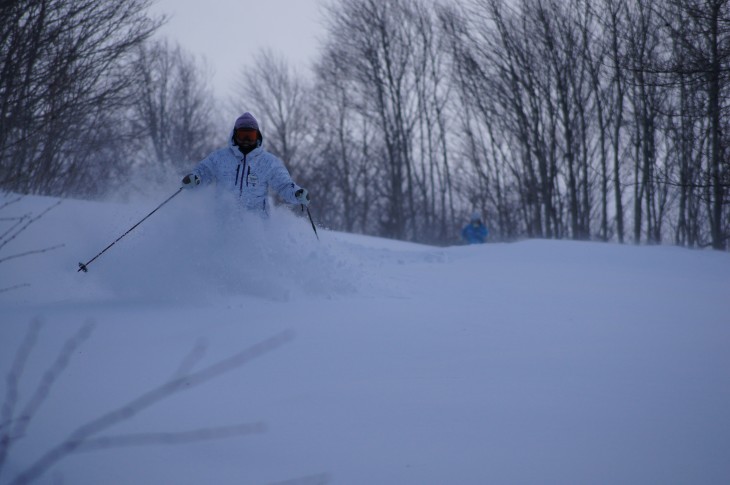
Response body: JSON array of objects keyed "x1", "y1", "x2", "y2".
[{"x1": 2, "y1": 0, "x2": 728, "y2": 248}]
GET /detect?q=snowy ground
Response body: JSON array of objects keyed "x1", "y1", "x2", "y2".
[{"x1": 1, "y1": 192, "x2": 729, "y2": 485}]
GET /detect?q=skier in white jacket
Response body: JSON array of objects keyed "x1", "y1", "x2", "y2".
[{"x1": 181, "y1": 112, "x2": 310, "y2": 213}]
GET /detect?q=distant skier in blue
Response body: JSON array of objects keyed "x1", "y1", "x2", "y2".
[
  {"x1": 180, "y1": 112, "x2": 310, "y2": 214},
  {"x1": 461, "y1": 211, "x2": 488, "y2": 244}
]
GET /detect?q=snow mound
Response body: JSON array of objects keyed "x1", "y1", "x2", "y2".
[{"x1": 1, "y1": 192, "x2": 381, "y2": 305}]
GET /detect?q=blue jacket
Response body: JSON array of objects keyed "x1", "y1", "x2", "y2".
[{"x1": 462, "y1": 222, "x2": 488, "y2": 244}]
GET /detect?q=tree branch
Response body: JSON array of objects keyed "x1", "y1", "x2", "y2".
[
  {"x1": 0, "y1": 244, "x2": 65, "y2": 265},
  {"x1": 75, "y1": 422, "x2": 266, "y2": 452},
  {"x1": 8, "y1": 329, "x2": 294, "y2": 485},
  {"x1": 0, "y1": 320, "x2": 42, "y2": 480}
]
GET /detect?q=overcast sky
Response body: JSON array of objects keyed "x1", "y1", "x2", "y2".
[{"x1": 149, "y1": 0, "x2": 326, "y2": 95}]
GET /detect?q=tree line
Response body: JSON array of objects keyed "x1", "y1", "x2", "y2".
[
  {"x1": 2, "y1": 0, "x2": 728, "y2": 249},
  {"x1": 0, "y1": 0, "x2": 220, "y2": 198}
]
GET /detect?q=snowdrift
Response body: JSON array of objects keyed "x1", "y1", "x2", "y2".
[{"x1": 1, "y1": 192, "x2": 729, "y2": 485}]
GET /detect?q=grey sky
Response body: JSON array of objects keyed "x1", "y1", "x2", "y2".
[{"x1": 149, "y1": 0, "x2": 325, "y2": 95}]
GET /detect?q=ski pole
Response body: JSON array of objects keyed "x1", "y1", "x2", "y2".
[
  {"x1": 78, "y1": 187, "x2": 184, "y2": 272},
  {"x1": 302, "y1": 205, "x2": 319, "y2": 241}
]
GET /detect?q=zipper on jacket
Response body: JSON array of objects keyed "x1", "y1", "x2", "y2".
[{"x1": 236, "y1": 154, "x2": 247, "y2": 195}]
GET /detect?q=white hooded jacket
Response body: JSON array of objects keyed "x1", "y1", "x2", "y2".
[{"x1": 190, "y1": 130, "x2": 302, "y2": 213}]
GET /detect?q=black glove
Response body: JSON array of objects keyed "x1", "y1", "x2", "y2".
[
  {"x1": 295, "y1": 188, "x2": 310, "y2": 206},
  {"x1": 182, "y1": 173, "x2": 200, "y2": 189}
]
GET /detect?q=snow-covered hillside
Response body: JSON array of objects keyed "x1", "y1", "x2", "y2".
[{"x1": 1, "y1": 192, "x2": 729, "y2": 485}]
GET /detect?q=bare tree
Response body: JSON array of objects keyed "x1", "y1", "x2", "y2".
[
  {"x1": 443, "y1": 0, "x2": 564, "y2": 238},
  {"x1": 231, "y1": 49, "x2": 313, "y2": 174},
  {"x1": 321, "y1": 0, "x2": 431, "y2": 240},
  {"x1": 436, "y1": 1, "x2": 506, "y2": 239},
  {"x1": 0, "y1": 0, "x2": 163, "y2": 197},
  {"x1": 652, "y1": 0, "x2": 730, "y2": 249},
  {"x1": 129, "y1": 39, "x2": 221, "y2": 181},
  {"x1": 410, "y1": 0, "x2": 458, "y2": 242},
  {"x1": 598, "y1": 0, "x2": 629, "y2": 243},
  {"x1": 307, "y1": 47, "x2": 377, "y2": 234},
  {"x1": 308, "y1": 0, "x2": 464, "y2": 243}
]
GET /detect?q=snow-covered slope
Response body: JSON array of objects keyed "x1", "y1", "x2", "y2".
[{"x1": 1, "y1": 193, "x2": 729, "y2": 485}]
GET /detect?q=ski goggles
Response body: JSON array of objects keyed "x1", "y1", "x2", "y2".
[{"x1": 234, "y1": 128, "x2": 258, "y2": 142}]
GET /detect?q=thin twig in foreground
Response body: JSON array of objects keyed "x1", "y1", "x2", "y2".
[
  {"x1": 0, "y1": 320, "x2": 42, "y2": 479},
  {"x1": 0, "y1": 244, "x2": 65, "y2": 264},
  {"x1": 0, "y1": 200, "x2": 61, "y2": 252},
  {"x1": 76, "y1": 422, "x2": 267, "y2": 451},
  {"x1": 9, "y1": 329, "x2": 294, "y2": 485},
  {"x1": 0, "y1": 284, "x2": 31, "y2": 294}
]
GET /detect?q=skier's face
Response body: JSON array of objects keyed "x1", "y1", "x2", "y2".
[{"x1": 234, "y1": 128, "x2": 258, "y2": 148}]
